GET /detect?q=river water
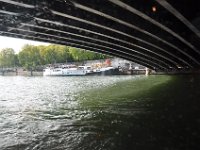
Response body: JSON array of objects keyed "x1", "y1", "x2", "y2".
[{"x1": 0, "y1": 75, "x2": 200, "y2": 150}]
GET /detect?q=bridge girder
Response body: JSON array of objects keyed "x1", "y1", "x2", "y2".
[{"x1": 0, "y1": 0, "x2": 200, "y2": 71}]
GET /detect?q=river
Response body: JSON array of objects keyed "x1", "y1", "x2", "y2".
[{"x1": 0, "y1": 75, "x2": 200, "y2": 150}]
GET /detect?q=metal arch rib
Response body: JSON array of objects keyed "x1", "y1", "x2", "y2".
[
  {"x1": 107, "y1": 0, "x2": 200, "y2": 54},
  {"x1": 51, "y1": 9, "x2": 200, "y2": 66},
  {"x1": 7, "y1": 27, "x2": 166, "y2": 69},
  {"x1": 70, "y1": 2, "x2": 200, "y2": 65},
  {"x1": 0, "y1": 10, "x2": 191, "y2": 68},
  {"x1": 0, "y1": 0, "x2": 192, "y2": 67},
  {"x1": 0, "y1": 7, "x2": 189, "y2": 67},
  {"x1": 0, "y1": 0, "x2": 34, "y2": 8},
  {"x1": 0, "y1": 0, "x2": 193, "y2": 66},
  {"x1": 156, "y1": 0, "x2": 200, "y2": 39},
  {"x1": 0, "y1": 31, "x2": 155, "y2": 69},
  {"x1": 34, "y1": 18, "x2": 191, "y2": 67},
  {"x1": 0, "y1": 10, "x2": 19, "y2": 16},
  {"x1": 22, "y1": 23, "x2": 177, "y2": 67}
]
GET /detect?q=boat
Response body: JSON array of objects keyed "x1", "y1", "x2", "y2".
[
  {"x1": 43, "y1": 64, "x2": 116, "y2": 76},
  {"x1": 43, "y1": 65, "x2": 91, "y2": 76},
  {"x1": 92, "y1": 66, "x2": 117, "y2": 75},
  {"x1": 78, "y1": 66, "x2": 93, "y2": 74}
]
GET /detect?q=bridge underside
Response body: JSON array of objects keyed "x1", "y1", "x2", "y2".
[{"x1": 0, "y1": 0, "x2": 200, "y2": 71}]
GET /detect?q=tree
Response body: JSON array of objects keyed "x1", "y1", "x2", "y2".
[
  {"x1": 14, "y1": 54, "x2": 20, "y2": 67},
  {"x1": 68, "y1": 47, "x2": 95, "y2": 62},
  {"x1": 17, "y1": 44, "x2": 109, "y2": 75},
  {"x1": 68, "y1": 47, "x2": 110, "y2": 61},
  {"x1": 52, "y1": 45, "x2": 70, "y2": 63},
  {"x1": 41, "y1": 45, "x2": 58, "y2": 64},
  {"x1": 18, "y1": 44, "x2": 42, "y2": 75},
  {"x1": 69, "y1": 47, "x2": 81, "y2": 61},
  {"x1": 37, "y1": 45, "x2": 47, "y2": 65},
  {"x1": 0, "y1": 48, "x2": 16, "y2": 68}
]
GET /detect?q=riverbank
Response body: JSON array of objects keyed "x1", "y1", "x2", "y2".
[
  {"x1": 0, "y1": 68, "x2": 43, "y2": 76},
  {"x1": 0, "y1": 68, "x2": 145, "y2": 76}
]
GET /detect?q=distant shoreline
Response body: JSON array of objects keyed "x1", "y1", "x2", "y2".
[{"x1": 0, "y1": 69, "x2": 43, "y2": 76}]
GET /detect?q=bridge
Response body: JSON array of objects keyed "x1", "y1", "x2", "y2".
[{"x1": 0, "y1": 0, "x2": 200, "y2": 71}]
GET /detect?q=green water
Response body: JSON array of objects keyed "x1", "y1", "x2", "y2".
[
  {"x1": 0, "y1": 75, "x2": 200, "y2": 150},
  {"x1": 78, "y1": 75, "x2": 171, "y2": 108},
  {"x1": 75, "y1": 75, "x2": 200, "y2": 150}
]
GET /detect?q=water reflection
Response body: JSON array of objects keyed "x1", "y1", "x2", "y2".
[{"x1": 0, "y1": 75, "x2": 200, "y2": 149}]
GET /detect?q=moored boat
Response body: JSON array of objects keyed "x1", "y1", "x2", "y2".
[
  {"x1": 43, "y1": 64, "x2": 116, "y2": 76},
  {"x1": 43, "y1": 65, "x2": 89, "y2": 76}
]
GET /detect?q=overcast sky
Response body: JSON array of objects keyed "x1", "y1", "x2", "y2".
[{"x1": 0, "y1": 36, "x2": 50, "y2": 53}]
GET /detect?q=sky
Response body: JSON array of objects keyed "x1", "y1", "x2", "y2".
[{"x1": 0, "y1": 36, "x2": 50, "y2": 53}]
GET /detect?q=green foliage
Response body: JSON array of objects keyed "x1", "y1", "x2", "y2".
[
  {"x1": 0, "y1": 48, "x2": 16, "y2": 68},
  {"x1": 68, "y1": 47, "x2": 108, "y2": 62},
  {"x1": 18, "y1": 44, "x2": 41, "y2": 70},
  {"x1": 1, "y1": 44, "x2": 109, "y2": 70},
  {"x1": 69, "y1": 47, "x2": 83, "y2": 61}
]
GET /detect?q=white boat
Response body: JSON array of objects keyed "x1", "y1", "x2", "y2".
[
  {"x1": 99, "y1": 66, "x2": 114, "y2": 72},
  {"x1": 92, "y1": 66, "x2": 115, "y2": 75},
  {"x1": 78, "y1": 66, "x2": 93, "y2": 74},
  {"x1": 93, "y1": 66, "x2": 114, "y2": 72},
  {"x1": 43, "y1": 65, "x2": 90, "y2": 76}
]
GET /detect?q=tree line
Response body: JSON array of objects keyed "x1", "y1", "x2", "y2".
[{"x1": 0, "y1": 44, "x2": 109, "y2": 70}]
